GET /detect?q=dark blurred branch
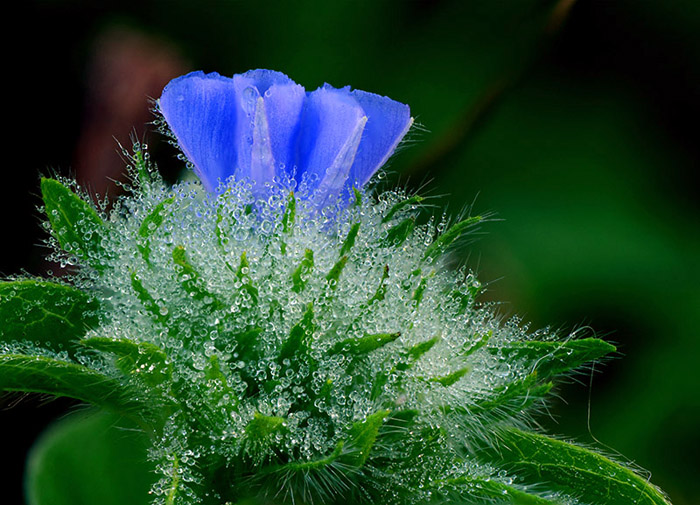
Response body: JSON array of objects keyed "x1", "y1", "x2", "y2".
[{"x1": 403, "y1": 0, "x2": 577, "y2": 179}]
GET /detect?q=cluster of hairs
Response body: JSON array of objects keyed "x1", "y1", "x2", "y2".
[{"x1": 1, "y1": 143, "x2": 619, "y2": 505}]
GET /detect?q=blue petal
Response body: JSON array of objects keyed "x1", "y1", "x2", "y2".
[
  {"x1": 158, "y1": 71, "x2": 238, "y2": 192},
  {"x1": 350, "y1": 89, "x2": 413, "y2": 187},
  {"x1": 232, "y1": 70, "x2": 305, "y2": 188},
  {"x1": 159, "y1": 69, "x2": 412, "y2": 203},
  {"x1": 297, "y1": 86, "x2": 367, "y2": 203}
]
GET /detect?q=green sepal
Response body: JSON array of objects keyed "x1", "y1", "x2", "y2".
[
  {"x1": 278, "y1": 304, "x2": 314, "y2": 364},
  {"x1": 462, "y1": 331, "x2": 491, "y2": 357},
  {"x1": 340, "y1": 409, "x2": 390, "y2": 467},
  {"x1": 377, "y1": 409, "x2": 419, "y2": 445},
  {"x1": 253, "y1": 440, "x2": 347, "y2": 505},
  {"x1": 172, "y1": 245, "x2": 221, "y2": 307},
  {"x1": 329, "y1": 332, "x2": 401, "y2": 356},
  {"x1": 281, "y1": 191, "x2": 296, "y2": 234},
  {"x1": 235, "y1": 251, "x2": 259, "y2": 304},
  {"x1": 423, "y1": 215, "x2": 482, "y2": 260},
  {"x1": 382, "y1": 218, "x2": 414, "y2": 247},
  {"x1": 204, "y1": 354, "x2": 237, "y2": 409},
  {"x1": 245, "y1": 412, "x2": 286, "y2": 442},
  {"x1": 430, "y1": 366, "x2": 470, "y2": 387},
  {"x1": 490, "y1": 338, "x2": 616, "y2": 379},
  {"x1": 81, "y1": 336, "x2": 171, "y2": 387},
  {"x1": 326, "y1": 255, "x2": 348, "y2": 288},
  {"x1": 407, "y1": 335, "x2": 440, "y2": 360},
  {"x1": 0, "y1": 280, "x2": 99, "y2": 351},
  {"x1": 469, "y1": 372, "x2": 553, "y2": 414},
  {"x1": 291, "y1": 249, "x2": 314, "y2": 293},
  {"x1": 489, "y1": 428, "x2": 671, "y2": 505},
  {"x1": 130, "y1": 271, "x2": 168, "y2": 325},
  {"x1": 41, "y1": 178, "x2": 108, "y2": 267},
  {"x1": 0, "y1": 354, "x2": 150, "y2": 422},
  {"x1": 368, "y1": 265, "x2": 390, "y2": 305},
  {"x1": 412, "y1": 271, "x2": 435, "y2": 307},
  {"x1": 436, "y1": 475, "x2": 561, "y2": 505},
  {"x1": 215, "y1": 190, "x2": 237, "y2": 271},
  {"x1": 370, "y1": 371, "x2": 389, "y2": 401},
  {"x1": 382, "y1": 195, "x2": 423, "y2": 223},
  {"x1": 164, "y1": 455, "x2": 181, "y2": 505},
  {"x1": 137, "y1": 196, "x2": 174, "y2": 265},
  {"x1": 25, "y1": 409, "x2": 156, "y2": 505},
  {"x1": 352, "y1": 186, "x2": 362, "y2": 207},
  {"x1": 339, "y1": 222, "x2": 361, "y2": 257},
  {"x1": 233, "y1": 327, "x2": 264, "y2": 361}
]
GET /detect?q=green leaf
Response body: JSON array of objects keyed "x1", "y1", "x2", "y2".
[
  {"x1": 490, "y1": 428, "x2": 671, "y2": 505},
  {"x1": 0, "y1": 280, "x2": 98, "y2": 350},
  {"x1": 490, "y1": 338, "x2": 616, "y2": 379},
  {"x1": 0, "y1": 354, "x2": 148, "y2": 419},
  {"x1": 423, "y1": 215, "x2": 482, "y2": 260},
  {"x1": 329, "y1": 332, "x2": 401, "y2": 356},
  {"x1": 25, "y1": 409, "x2": 156, "y2": 505},
  {"x1": 340, "y1": 409, "x2": 390, "y2": 467},
  {"x1": 41, "y1": 178, "x2": 108, "y2": 266},
  {"x1": 81, "y1": 337, "x2": 171, "y2": 387}
]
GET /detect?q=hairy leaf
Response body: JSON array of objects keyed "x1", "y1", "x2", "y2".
[
  {"x1": 490, "y1": 428, "x2": 671, "y2": 505},
  {"x1": 81, "y1": 337, "x2": 171, "y2": 387},
  {"x1": 41, "y1": 178, "x2": 108, "y2": 267},
  {"x1": 0, "y1": 354, "x2": 148, "y2": 419},
  {"x1": 0, "y1": 280, "x2": 98, "y2": 350},
  {"x1": 491, "y1": 338, "x2": 616, "y2": 379}
]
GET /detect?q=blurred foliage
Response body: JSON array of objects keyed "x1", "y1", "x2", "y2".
[
  {"x1": 26, "y1": 410, "x2": 154, "y2": 505},
  {"x1": 6, "y1": 0, "x2": 699, "y2": 504}
]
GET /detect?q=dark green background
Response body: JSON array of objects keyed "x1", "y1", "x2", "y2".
[{"x1": 4, "y1": 1, "x2": 698, "y2": 504}]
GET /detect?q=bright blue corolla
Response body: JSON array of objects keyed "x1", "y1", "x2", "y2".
[{"x1": 158, "y1": 70, "x2": 412, "y2": 202}]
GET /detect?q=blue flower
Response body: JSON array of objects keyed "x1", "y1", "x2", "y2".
[{"x1": 158, "y1": 70, "x2": 412, "y2": 202}]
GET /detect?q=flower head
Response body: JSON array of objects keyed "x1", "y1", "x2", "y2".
[
  {"x1": 1, "y1": 68, "x2": 664, "y2": 505},
  {"x1": 158, "y1": 69, "x2": 413, "y2": 203}
]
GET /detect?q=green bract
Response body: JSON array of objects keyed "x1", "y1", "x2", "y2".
[{"x1": 0, "y1": 145, "x2": 670, "y2": 505}]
